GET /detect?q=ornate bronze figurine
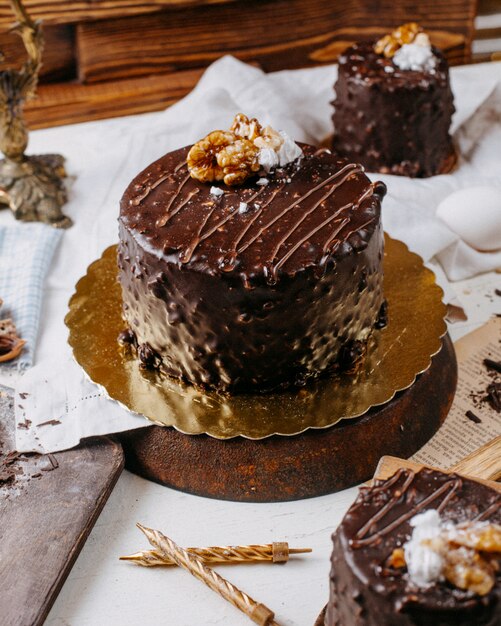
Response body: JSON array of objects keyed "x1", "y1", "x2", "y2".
[{"x1": 0, "y1": 0, "x2": 71, "y2": 228}]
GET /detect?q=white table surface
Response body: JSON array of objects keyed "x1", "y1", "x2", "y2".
[{"x1": 41, "y1": 273, "x2": 499, "y2": 626}]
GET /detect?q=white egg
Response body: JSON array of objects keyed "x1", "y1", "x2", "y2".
[{"x1": 436, "y1": 186, "x2": 501, "y2": 252}]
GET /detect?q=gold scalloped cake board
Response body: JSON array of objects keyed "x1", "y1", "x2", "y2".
[{"x1": 65, "y1": 234, "x2": 447, "y2": 440}]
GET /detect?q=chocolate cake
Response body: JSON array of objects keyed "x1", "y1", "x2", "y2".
[
  {"x1": 332, "y1": 23, "x2": 455, "y2": 178},
  {"x1": 118, "y1": 115, "x2": 386, "y2": 393},
  {"x1": 326, "y1": 468, "x2": 501, "y2": 625}
]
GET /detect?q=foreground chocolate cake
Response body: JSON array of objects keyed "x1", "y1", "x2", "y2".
[
  {"x1": 327, "y1": 468, "x2": 501, "y2": 625},
  {"x1": 332, "y1": 23, "x2": 455, "y2": 178},
  {"x1": 118, "y1": 115, "x2": 386, "y2": 392}
]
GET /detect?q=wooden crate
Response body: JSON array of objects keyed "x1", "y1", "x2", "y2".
[{"x1": 0, "y1": 0, "x2": 479, "y2": 129}]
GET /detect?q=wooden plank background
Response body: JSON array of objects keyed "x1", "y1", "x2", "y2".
[
  {"x1": 0, "y1": 0, "x2": 486, "y2": 128},
  {"x1": 0, "y1": 0, "x2": 236, "y2": 29}
]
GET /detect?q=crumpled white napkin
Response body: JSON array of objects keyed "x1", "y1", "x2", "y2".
[{"x1": 13, "y1": 55, "x2": 501, "y2": 453}]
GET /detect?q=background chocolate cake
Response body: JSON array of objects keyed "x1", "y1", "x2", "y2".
[
  {"x1": 332, "y1": 25, "x2": 455, "y2": 178},
  {"x1": 327, "y1": 468, "x2": 501, "y2": 625},
  {"x1": 118, "y1": 123, "x2": 386, "y2": 393}
]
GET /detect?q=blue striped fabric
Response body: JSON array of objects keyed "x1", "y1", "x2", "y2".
[{"x1": 0, "y1": 224, "x2": 62, "y2": 371}]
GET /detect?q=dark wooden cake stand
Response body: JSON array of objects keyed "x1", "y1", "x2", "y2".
[{"x1": 118, "y1": 334, "x2": 456, "y2": 502}]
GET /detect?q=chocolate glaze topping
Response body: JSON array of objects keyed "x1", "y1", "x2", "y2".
[
  {"x1": 118, "y1": 144, "x2": 386, "y2": 392},
  {"x1": 332, "y1": 41, "x2": 455, "y2": 178},
  {"x1": 121, "y1": 145, "x2": 383, "y2": 284},
  {"x1": 327, "y1": 468, "x2": 501, "y2": 625}
]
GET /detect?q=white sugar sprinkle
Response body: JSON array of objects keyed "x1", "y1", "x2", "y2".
[
  {"x1": 257, "y1": 178, "x2": 269, "y2": 186},
  {"x1": 238, "y1": 202, "x2": 248, "y2": 214},
  {"x1": 210, "y1": 186, "x2": 224, "y2": 197}
]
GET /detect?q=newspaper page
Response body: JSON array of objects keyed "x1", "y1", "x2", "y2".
[{"x1": 413, "y1": 316, "x2": 501, "y2": 468}]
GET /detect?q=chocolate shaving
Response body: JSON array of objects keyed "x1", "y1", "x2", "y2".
[
  {"x1": 485, "y1": 382, "x2": 501, "y2": 413},
  {"x1": 47, "y1": 453, "x2": 58, "y2": 469},
  {"x1": 0, "y1": 469, "x2": 15, "y2": 484},
  {"x1": 465, "y1": 410, "x2": 482, "y2": 424},
  {"x1": 484, "y1": 358, "x2": 501, "y2": 374},
  {"x1": 36, "y1": 419, "x2": 61, "y2": 427}
]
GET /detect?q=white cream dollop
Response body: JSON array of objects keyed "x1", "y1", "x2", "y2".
[
  {"x1": 258, "y1": 147, "x2": 280, "y2": 173},
  {"x1": 277, "y1": 131, "x2": 303, "y2": 167},
  {"x1": 257, "y1": 131, "x2": 302, "y2": 173},
  {"x1": 393, "y1": 42, "x2": 437, "y2": 72},
  {"x1": 404, "y1": 509, "x2": 444, "y2": 587}
]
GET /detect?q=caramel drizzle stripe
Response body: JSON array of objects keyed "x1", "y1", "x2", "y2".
[
  {"x1": 131, "y1": 172, "x2": 171, "y2": 206},
  {"x1": 196, "y1": 188, "x2": 267, "y2": 245},
  {"x1": 179, "y1": 203, "x2": 219, "y2": 264},
  {"x1": 156, "y1": 173, "x2": 193, "y2": 227},
  {"x1": 174, "y1": 160, "x2": 187, "y2": 172},
  {"x1": 272, "y1": 215, "x2": 349, "y2": 278},
  {"x1": 371, "y1": 468, "x2": 409, "y2": 493},
  {"x1": 230, "y1": 185, "x2": 287, "y2": 255},
  {"x1": 352, "y1": 478, "x2": 463, "y2": 548},
  {"x1": 268, "y1": 170, "x2": 360, "y2": 264},
  {"x1": 157, "y1": 188, "x2": 199, "y2": 229},
  {"x1": 322, "y1": 187, "x2": 375, "y2": 254},
  {"x1": 237, "y1": 163, "x2": 361, "y2": 255},
  {"x1": 475, "y1": 497, "x2": 501, "y2": 521},
  {"x1": 271, "y1": 182, "x2": 373, "y2": 274},
  {"x1": 436, "y1": 478, "x2": 461, "y2": 512},
  {"x1": 325, "y1": 216, "x2": 376, "y2": 258},
  {"x1": 355, "y1": 471, "x2": 417, "y2": 539},
  {"x1": 181, "y1": 188, "x2": 268, "y2": 264}
]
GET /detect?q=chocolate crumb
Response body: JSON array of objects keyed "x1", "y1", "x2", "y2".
[
  {"x1": 484, "y1": 358, "x2": 501, "y2": 374},
  {"x1": 118, "y1": 328, "x2": 137, "y2": 347},
  {"x1": 138, "y1": 342, "x2": 161, "y2": 369},
  {"x1": 338, "y1": 340, "x2": 367, "y2": 374},
  {"x1": 486, "y1": 382, "x2": 501, "y2": 413},
  {"x1": 465, "y1": 410, "x2": 482, "y2": 424},
  {"x1": 495, "y1": 289, "x2": 501, "y2": 297},
  {"x1": 375, "y1": 300, "x2": 388, "y2": 329},
  {"x1": 18, "y1": 392, "x2": 29, "y2": 400}
]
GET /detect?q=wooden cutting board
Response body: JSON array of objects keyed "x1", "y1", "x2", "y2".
[{"x1": 0, "y1": 384, "x2": 124, "y2": 626}]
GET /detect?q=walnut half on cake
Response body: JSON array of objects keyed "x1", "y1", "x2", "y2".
[{"x1": 118, "y1": 115, "x2": 386, "y2": 393}]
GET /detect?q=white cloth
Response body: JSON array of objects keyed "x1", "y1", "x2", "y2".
[{"x1": 5, "y1": 55, "x2": 501, "y2": 453}]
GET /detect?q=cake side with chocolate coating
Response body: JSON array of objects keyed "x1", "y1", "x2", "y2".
[
  {"x1": 118, "y1": 138, "x2": 386, "y2": 393},
  {"x1": 326, "y1": 468, "x2": 501, "y2": 626},
  {"x1": 332, "y1": 36, "x2": 455, "y2": 178}
]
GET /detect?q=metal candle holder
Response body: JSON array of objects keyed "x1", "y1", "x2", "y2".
[{"x1": 0, "y1": 0, "x2": 71, "y2": 228}]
